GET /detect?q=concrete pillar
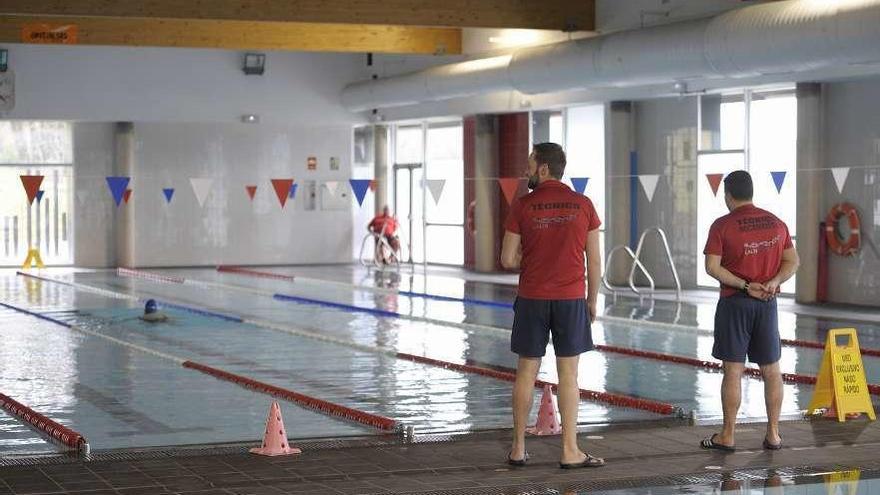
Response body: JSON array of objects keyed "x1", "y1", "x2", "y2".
[
  {"x1": 605, "y1": 102, "x2": 635, "y2": 284},
  {"x1": 473, "y1": 115, "x2": 498, "y2": 272},
  {"x1": 114, "y1": 122, "x2": 135, "y2": 267},
  {"x1": 373, "y1": 125, "x2": 389, "y2": 214},
  {"x1": 795, "y1": 83, "x2": 823, "y2": 303}
]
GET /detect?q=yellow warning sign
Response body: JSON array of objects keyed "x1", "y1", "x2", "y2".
[
  {"x1": 21, "y1": 248, "x2": 45, "y2": 269},
  {"x1": 807, "y1": 328, "x2": 876, "y2": 422},
  {"x1": 824, "y1": 469, "x2": 860, "y2": 495}
]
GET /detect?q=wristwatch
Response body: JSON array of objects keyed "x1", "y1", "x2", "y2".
[{"x1": 742, "y1": 281, "x2": 751, "y2": 292}]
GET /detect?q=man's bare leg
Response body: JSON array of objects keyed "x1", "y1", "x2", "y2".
[
  {"x1": 511, "y1": 357, "x2": 541, "y2": 460},
  {"x1": 760, "y1": 361, "x2": 783, "y2": 445},
  {"x1": 557, "y1": 355, "x2": 595, "y2": 464},
  {"x1": 717, "y1": 361, "x2": 745, "y2": 446}
]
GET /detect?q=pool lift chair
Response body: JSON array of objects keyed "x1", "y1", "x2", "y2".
[{"x1": 359, "y1": 219, "x2": 402, "y2": 271}]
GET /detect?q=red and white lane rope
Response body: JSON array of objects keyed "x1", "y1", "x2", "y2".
[{"x1": 0, "y1": 392, "x2": 89, "y2": 454}]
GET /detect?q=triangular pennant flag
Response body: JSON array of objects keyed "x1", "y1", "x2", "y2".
[
  {"x1": 570, "y1": 177, "x2": 589, "y2": 195},
  {"x1": 498, "y1": 178, "x2": 521, "y2": 205},
  {"x1": 706, "y1": 173, "x2": 724, "y2": 197},
  {"x1": 189, "y1": 178, "x2": 213, "y2": 207},
  {"x1": 325, "y1": 181, "x2": 339, "y2": 196},
  {"x1": 245, "y1": 185, "x2": 257, "y2": 200},
  {"x1": 425, "y1": 179, "x2": 446, "y2": 204},
  {"x1": 162, "y1": 188, "x2": 174, "y2": 203},
  {"x1": 831, "y1": 167, "x2": 850, "y2": 194},
  {"x1": 271, "y1": 179, "x2": 294, "y2": 208},
  {"x1": 123, "y1": 189, "x2": 132, "y2": 204},
  {"x1": 288, "y1": 183, "x2": 298, "y2": 199},
  {"x1": 20, "y1": 175, "x2": 44, "y2": 205},
  {"x1": 638, "y1": 175, "x2": 660, "y2": 202},
  {"x1": 771, "y1": 171, "x2": 787, "y2": 193},
  {"x1": 36, "y1": 190, "x2": 45, "y2": 203},
  {"x1": 349, "y1": 179, "x2": 372, "y2": 206},
  {"x1": 76, "y1": 191, "x2": 89, "y2": 205},
  {"x1": 105, "y1": 176, "x2": 131, "y2": 206}
]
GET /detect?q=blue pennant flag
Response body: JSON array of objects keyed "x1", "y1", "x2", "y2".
[
  {"x1": 162, "y1": 188, "x2": 175, "y2": 203},
  {"x1": 36, "y1": 190, "x2": 45, "y2": 202},
  {"x1": 349, "y1": 179, "x2": 371, "y2": 206},
  {"x1": 771, "y1": 171, "x2": 787, "y2": 193},
  {"x1": 288, "y1": 183, "x2": 298, "y2": 199},
  {"x1": 105, "y1": 176, "x2": 131, "y2": 206},
  {"x1": 571, "y1": 177, "x2": 590, "y2": 195}
]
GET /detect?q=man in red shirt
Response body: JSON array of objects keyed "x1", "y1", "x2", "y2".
[
  {"x1": 501, "y1": 142, "x2": 603, "y2": 470},
  {"x1": 701, "y1": 170, "x2": 799, "y2": 453},
  {"x1": 368, "y1": 205, "x2": 400, "y2": 263}
]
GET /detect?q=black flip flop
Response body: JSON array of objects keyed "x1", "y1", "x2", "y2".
[
  {"x1": 763, "y1": 438, "x2": 782, "y2": 450},
  {"x1": 700, "y1": 434, "x2": 736, "y2": 452},
  {"x1": 507, "y1": 451, "x2": 530, "y2": 466},
  {"x1": 559, "y1": 454, "x2": 605, "y2": 469}
]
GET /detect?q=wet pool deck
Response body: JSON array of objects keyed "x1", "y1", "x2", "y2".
[{"x1": 2, "y1": 416, "x2": 879, "y2": 494}]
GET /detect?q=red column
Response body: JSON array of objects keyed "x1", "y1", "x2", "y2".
[
  {"x1": 463, "y1": 116, "x2": 476, "y2": 269},
  {"x1": 495, "y1": 113, "x2": 530, "y2": 270}
]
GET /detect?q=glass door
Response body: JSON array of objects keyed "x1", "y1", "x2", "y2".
[{"x1": 394, "y1": 163, "x2": 424, "y2": 264}]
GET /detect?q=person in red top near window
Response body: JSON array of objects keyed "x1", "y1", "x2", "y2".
[
  {"x1": 368, "y1": 205, "x2": 400, "y2": 262},
  {"x1": 501, "y1": 142, "x2": 604, "y2": 470},
  {"x1": 700, "y1": 170, "x2": 799, "y2": 453}
]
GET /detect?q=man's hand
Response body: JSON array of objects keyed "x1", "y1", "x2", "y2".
[
  {"x1": 746, "y1": 282, "x2": 771, "y2": 301},
  {"x1": 587, "y1": 300, "x2": 597, "y2": 323},
  {"x1": 762, "y1": 277, "x2": 781, "y2": 298}
]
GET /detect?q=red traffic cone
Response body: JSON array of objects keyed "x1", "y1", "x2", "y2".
[
  {"x1": 250, "y1": 401, "x2": 302, "y2": 456},
  {"x1": 526, "y1": 384, "x2": 562, "y2": 435}
]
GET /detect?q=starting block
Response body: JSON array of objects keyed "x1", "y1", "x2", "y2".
[
  {"x1": 807, "y1": 328, "x2": 876, "y2": 422},
  {"x1": 21, "y1": 248, "x2": 45, "y2": 269}
]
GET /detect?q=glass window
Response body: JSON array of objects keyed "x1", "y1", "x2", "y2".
[
  {"x1": 696, "y1": 152, "x2": 745, "y2": 288},
  {"x1": 700, "y1": 94, "x2": 745, "y2": 152},
  {"x1": 394, "y1": 125, "x2": 423, "y2": 164},
  {"x1": 425, "y1": 124, "x2": 464, "y2": 225},
  {"x1": 531, "y1": 110, "x2": 564, "y2": 146},
  {"x1": 0, "y1": 121, "x2": 73, "y2": 164}
]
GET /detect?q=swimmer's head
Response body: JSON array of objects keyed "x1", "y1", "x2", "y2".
[{"x1": 144, "y1": 299, "x2": 158, "y2": 315}]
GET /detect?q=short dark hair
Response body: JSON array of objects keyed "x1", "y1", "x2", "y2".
[
  {"x1": 532, "y1": 142, "x2": 566, "y2": 179},
  {"x1": 724, "y1": 170, "x2": 753, "y2": 201}
]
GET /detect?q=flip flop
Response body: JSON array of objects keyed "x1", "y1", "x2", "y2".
[
  {"x1": 559, "y1": 454, "x2": 605, "y2": 469},
  {"x1": 700, "y1": 434, "x2": 736, "y2": 452},
  {"x1": 507, "y1": 451, "x2": 530, "y2": 466},
  {"x1": 763, "y1": 438, "x2": 782, "y2": 450}
]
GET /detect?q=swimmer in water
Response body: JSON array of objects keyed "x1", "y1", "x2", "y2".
[{"x1": 139, "y1": 299, "x2": 168, "y2": 323}]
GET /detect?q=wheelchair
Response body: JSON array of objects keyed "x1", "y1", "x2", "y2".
[{"x1": 359, "y1": 228, "x2": 402, "y2": 270}]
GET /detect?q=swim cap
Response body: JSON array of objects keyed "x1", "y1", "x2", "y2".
[{"x1": 144, "y1": 299, "x2": 158, "y2": 314}]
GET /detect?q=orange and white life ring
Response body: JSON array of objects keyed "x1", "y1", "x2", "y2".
[{"x1": 825, "y1": 203, "x2": 861, "y2": 256}]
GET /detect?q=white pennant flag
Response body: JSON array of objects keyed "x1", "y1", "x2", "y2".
[
  {"x1": 76, "y1": 191, "x2": 89, "y2": 205},
  {"x1": 831, "y1": 167, "x2": 850, "y2": 194},
  {"x1": 639, "y1": 175, "x2": 660, "y2": 202},
  {"x1": 325, "y1": 181, "x2": 339, "y2": 196},
  {"x1": 425, "y1": 179, "x2": 446, "y2": 204},
  {"x1": 189, "y1": 178, "x2": 213, "y2": 207}
]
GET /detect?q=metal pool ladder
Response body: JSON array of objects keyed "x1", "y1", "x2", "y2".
[{"x1": 602, "y1": 227, "x2": 682, "y2": 301}]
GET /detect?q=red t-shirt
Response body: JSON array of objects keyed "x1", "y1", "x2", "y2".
[
  {"x1": 703, "y1": 204, "x2": 793, "y2": 297},
  {"x1": 504, "y1": 180, "x2": 601, "y2": 299},
  {"x1": 369, "y1": 215, "x2": 397, "y2": 236}
]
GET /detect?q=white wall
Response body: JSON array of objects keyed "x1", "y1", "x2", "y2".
[
  {"x1": 120, "y1": 122, "x2": 356, "y2": 266},
  {"x1": 73, "y1": 123, "x2": 116, "y2": 267},
  {"x1": 823, "y1": 80, "x2": 880, "y2": 306},
  {"x1": 5, "y1": 44, "x2": 366, "y2": 125}
]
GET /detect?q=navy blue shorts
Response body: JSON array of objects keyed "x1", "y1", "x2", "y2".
[
  {"x1": 713, "y1": 293, "x2": 781, "y2": 365},
  {"x1": 511, "y1": 297, "x2": 593, "y2": 358}
]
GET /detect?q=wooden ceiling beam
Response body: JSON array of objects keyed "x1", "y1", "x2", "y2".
[
  {"x1": 1, "y1": 15, "x2": 462, "y2": 54},
  {"x1": 0, "y1": 0, "x2": 595, "y2": 31}
]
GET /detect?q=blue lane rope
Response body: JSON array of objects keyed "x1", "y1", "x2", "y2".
[
  {"x1": 396, "y1": 290, "x2": 513, "y2": 309},
  {"x1": 0, "y1": 301, "x2": 74, "y2": 328},
  {"x1": 272, "y1": 293, "x2": 400, "y2": 318}
]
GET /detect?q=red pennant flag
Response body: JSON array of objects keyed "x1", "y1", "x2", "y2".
[
  {"x1": 706, "y1": 174, "x2": 724, "y2": 197},
  {"x1": 369, "y1": 179, "x2": 377, "y2": 192},
  {"x1": 20, "y1": 175, "x2": 44, "y2": 205},
  {"x1": 123, "y1": 189, "x2": 132, "y2": 204},
  {"x1": 271, "y1": 179, "x2": 294, "y2": 208},
  {"x1": 245, "y1": 185, "x2": 257, "y2": 200},
  {"x1": 498, "y1": 178, "x2": 522, "y2": 205}
]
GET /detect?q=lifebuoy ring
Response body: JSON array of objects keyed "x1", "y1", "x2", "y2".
[{"x1": 825, "y1": 203, "x2": 861, "y2": 256}]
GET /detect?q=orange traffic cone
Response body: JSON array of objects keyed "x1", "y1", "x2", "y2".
[
  {"x1": 250, "y1": 401, "x2": 302, "y2": 456},
  {"x1": 526, "y1": 384, "x2": 562, "y2": 435}
]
